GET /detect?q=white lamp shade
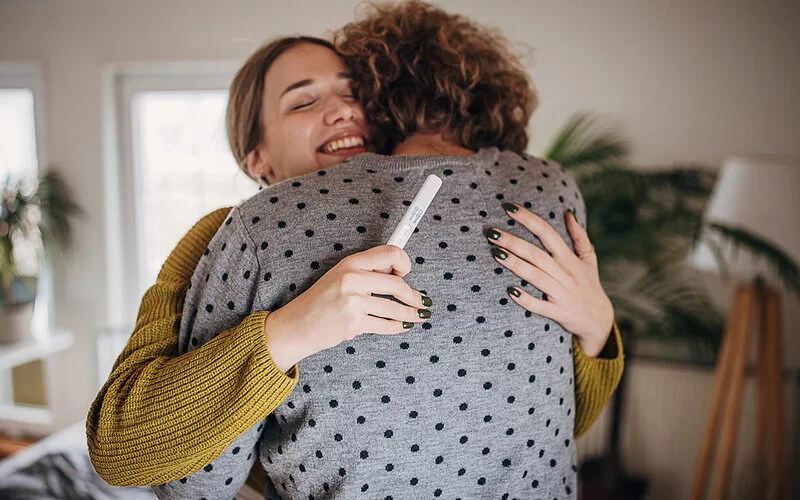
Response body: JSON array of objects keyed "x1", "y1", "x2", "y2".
[{"x1": 689, "y1": 154, "x2": 800, "y2": 283}]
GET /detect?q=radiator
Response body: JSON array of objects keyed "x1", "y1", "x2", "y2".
[{"x1": 575, "y1": 359, "x2": 799, "y2": 500}]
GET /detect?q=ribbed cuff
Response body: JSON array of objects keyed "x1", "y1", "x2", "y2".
[
  {"x1": 573, "y1": 321, "x2": 625, "y2": 438},
  {"x1": 92, "y1": 311, "x2": 300, "y2": 485}
]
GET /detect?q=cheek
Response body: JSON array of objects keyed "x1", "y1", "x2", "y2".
[
  {"x1": 270, "y1": 118, "x2": 310, "y2": 154},
  {"x1": 277, "y1": 116, "x2": 323, "y2": 172},
  {"x1": 283, "y1": 116, "x2": 318, "y2": 147}
]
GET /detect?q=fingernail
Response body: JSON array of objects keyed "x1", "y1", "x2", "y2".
[
  {"x1": 418, "y1": 309, "x2": 431, "y2": 319},
  {"x1": 507, "y1": 286, "x2": 521, "y2": 297},
  {"x1": 502, "y1": 202, "x2": 518, "y2": 214},
  {"x1": 491, "y1": 247, "x2": 508, "y2": 260},
  {"x1": 421, "y1": 295, "x2": 433, "y2": 307},
  {"x1": 403, "y1": 322, "x2": 415, "y2": 329},
  {"x1": 568, "y1": 208, "x2": 577, "y2": 219},
  {"x1": 486, "y1": 228, "x2": 501, "y2": 241}
]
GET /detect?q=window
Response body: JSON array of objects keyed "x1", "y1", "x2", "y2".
[
  {"x1": 0, "y1": 88, "x2": 38, "y2": 181},
  {"x1": 133, "y1": 90, "x2": 256, "y2": 287},
  {"x1": 110, "y1": 64, "x2": 257, "y2": 325},
  {"x1": 0, "y1": 63, "x2": 50, "y2": 419},
  {"x1": 0, "y1": 63, "x2": 47, "y2": 318}
]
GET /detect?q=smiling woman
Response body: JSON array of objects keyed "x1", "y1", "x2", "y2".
[{"x1": 225, "y1": 38, "x2": 373, "y2": 187}]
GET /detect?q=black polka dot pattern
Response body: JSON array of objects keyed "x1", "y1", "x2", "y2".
[{"x1": 172, "y1": 149, "x2": 581, "y2": 498}]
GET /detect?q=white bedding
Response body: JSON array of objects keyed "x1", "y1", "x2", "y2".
[
  {"x1": 0, "y1": 420, "x2": 156, "y2": 499},
  {"x1": 0, "y1": 421, "x2": 87, "y2": 478}
]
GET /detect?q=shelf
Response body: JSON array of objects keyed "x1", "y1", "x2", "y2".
[
  {"x1": 0, "y1": 331, "x2": 74, "y2": 372},
  {"x1": 0, "y1": 331, "x2": 74, "y2": 428},
  {"x1": 0, "y1": 403, "x2": 52, "y2": 425}
]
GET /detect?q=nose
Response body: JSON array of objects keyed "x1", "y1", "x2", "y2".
[{"x1": 323, "y1": 94, "x2": 357, "y2": 126}]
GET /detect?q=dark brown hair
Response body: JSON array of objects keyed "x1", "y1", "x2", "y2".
[
  {"x1": 226, "y1": 36, "x2": 336, "y2": 180},
  {"x1": 334, "y1": 0, "x2": 537, "y2": 154}
]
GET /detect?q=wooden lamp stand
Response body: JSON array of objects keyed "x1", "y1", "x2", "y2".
[{"x1": 691, "y1": 276, "x2": 788, "y2": 499}]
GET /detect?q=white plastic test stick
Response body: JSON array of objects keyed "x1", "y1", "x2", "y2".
[{"x1": 386, "y1": 174, "x2": 443, "y2": 249}]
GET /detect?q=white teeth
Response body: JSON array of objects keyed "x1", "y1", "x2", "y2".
[{"x1": 324, "y1": 136, "x2": 364, "y2": 153}]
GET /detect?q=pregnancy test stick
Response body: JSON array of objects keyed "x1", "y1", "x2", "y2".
[{"x1": 386, "y1": 174, "x2": 443, "y2": 248}]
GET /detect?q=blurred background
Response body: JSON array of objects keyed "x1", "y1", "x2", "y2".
[{"x1": 0, "y1": 1, "x2": 798, "y2": 498}]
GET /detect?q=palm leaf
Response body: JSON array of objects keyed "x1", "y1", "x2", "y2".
[
  {"x1": 545, "y1": 111, "x2": 797, "y2": 359},
  {"x1": 580, "y1": 166, "x2": 713, "y2": 268},
  {"x1": 544, "y1": 111, "x2": 630, "y2": 174},
  {"x1": 37, "y1": 170, "x2": 84, "y2": 253},
  {"x1": 622, "y1": 265, "x2": 724, "y2": 349},
  {"x1": 542, "y1": 112, "x2": 742, "y2": 356},
  {"x1": 703, "y1": 222, "x2": 800, "y2": 298}
]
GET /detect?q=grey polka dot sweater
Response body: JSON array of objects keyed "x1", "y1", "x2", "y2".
[{"x1": 153, "y1": 148, "x2": 585, "y2": 500}]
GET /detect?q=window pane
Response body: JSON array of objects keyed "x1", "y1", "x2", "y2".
[
  {"x1": 0, "y1": 89, "x2": 40, "y2": 277},
  {"x1": 0, "y1": 89, "x2": 38, "y2": 181},
  {"x1": 132, "y1": 90, "x2": 257, "y2": 287}
]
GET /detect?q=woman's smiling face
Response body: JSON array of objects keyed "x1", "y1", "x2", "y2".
[{"x1": 247, "y1": 43, "x2": 374, "y2": 184}]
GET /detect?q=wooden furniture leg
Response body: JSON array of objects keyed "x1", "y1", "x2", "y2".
[
  {"x1": 709, "y1": 285, "x2": 756, "y2": 500},
  {"x1": 691, "y1": 284, "x2": 751, "y2": 500},
  {"x1": 757, "y1": 285, "x2": 770, "y2": 492},
  {"x1": 765, "y1": 289, "x2": 787, "y2": 499}
]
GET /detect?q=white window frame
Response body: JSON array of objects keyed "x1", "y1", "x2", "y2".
[
  {"x1": 0, "y1": 62, "x2": 61, "y2": 427},
  {"x1": 0, "y1": 62, "x2": 52, "y2": 333},
  {"x1": 103, "y1": 62, "x2": 237, "y2": 330}
]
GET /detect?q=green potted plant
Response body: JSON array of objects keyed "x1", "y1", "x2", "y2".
[
  {"x1": 545, "y1": 112, "x2": 799, "y2": 359},
  {"x1": 545, "y1": 112, "x2": 799, "y2": 499},
  {"x1": 0, "y1": 169, "x2": 82, "y2": 343}
]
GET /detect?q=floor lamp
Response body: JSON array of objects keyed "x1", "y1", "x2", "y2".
[{"x1": 687, "y1": 155, "x2": 800, "y2": 500}]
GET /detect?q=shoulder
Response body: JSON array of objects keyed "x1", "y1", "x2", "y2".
[
  {"x1": 195, "y1": 207, "x2": 234, "y2": 235},
  {"x1": 493, "y1": 149, "x2": 558, "y2": 172},
  {"x1": 493, "y1": 149, "x2": 578, "y2": 187}
]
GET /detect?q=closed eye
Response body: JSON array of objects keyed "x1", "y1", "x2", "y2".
[{"x1": 292, "y1": 100, "x2": 315, "y2": 111}]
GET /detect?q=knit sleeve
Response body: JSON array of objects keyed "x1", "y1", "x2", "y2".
[
  {"x1": 86, "y1": 208, "x2": 298, "y2": 487},
  {"x1": 572, "y1": 319, "x2": 625, "y2": 439},
  {"x1": 153, "y1": 208, "x2": 271, "y2": 498}
]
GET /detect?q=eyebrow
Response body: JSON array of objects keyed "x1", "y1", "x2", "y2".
[{"x1": 279, "y1": 72, "x2": 353, "y2": 97}]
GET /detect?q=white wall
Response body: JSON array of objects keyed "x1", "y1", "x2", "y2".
[{"x1": 0, "y1": 0, "x2": 798, "y2": 496}]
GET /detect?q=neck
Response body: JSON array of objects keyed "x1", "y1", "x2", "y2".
[{"x1": 392, "y1": 133, "x2": 474, "y2": 156}]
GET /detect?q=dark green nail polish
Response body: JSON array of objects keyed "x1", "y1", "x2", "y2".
[
  {"x1": 502, "y1": 202, "x2": 518, "y2": 213},
  {"x1": 507, "y1": 286, "x2": 521, "y2": 297},
  {"x1": 418, "y1": 309, "x2": 431, "y2": 319},
  {"x1": 486, "y1": 228, "x2": 501, "y2": 241},
  {"x1": 491, "y1": 247, "x2": 508, "y2": 260},
  {"x1": 421, "y1": 295, "x2": 433, "y2": 307},
  {"x1": 403, "y1": 322, "x2": 414, "y2": 329}
]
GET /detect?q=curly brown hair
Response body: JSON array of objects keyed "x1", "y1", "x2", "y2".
[{"x1": 334, "y1": 0, "x2": 537, "y2": 154}]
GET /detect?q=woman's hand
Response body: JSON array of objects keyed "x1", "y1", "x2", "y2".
[
  {"x1": 487, "y1": 203, "x2": 614, "y2": 357},
  {"x1": 265, "y1": 245, "x2": 432, "y2": 372}
]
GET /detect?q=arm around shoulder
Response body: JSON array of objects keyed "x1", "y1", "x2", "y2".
[
  {"x1": 86, "y1": 208, "x2": 299, "y2": 486},
  {"x1": 572, "y1": 319, "x2": 625, "y2": 439}
]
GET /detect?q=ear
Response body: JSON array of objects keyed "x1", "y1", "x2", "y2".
[{"x1": 246, "y1": 145, "x2": 274, "y2": 184}]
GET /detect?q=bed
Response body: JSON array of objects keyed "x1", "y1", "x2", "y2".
[{"x1": 0, "y1": 421, "x2": 157, "y2": 499}]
